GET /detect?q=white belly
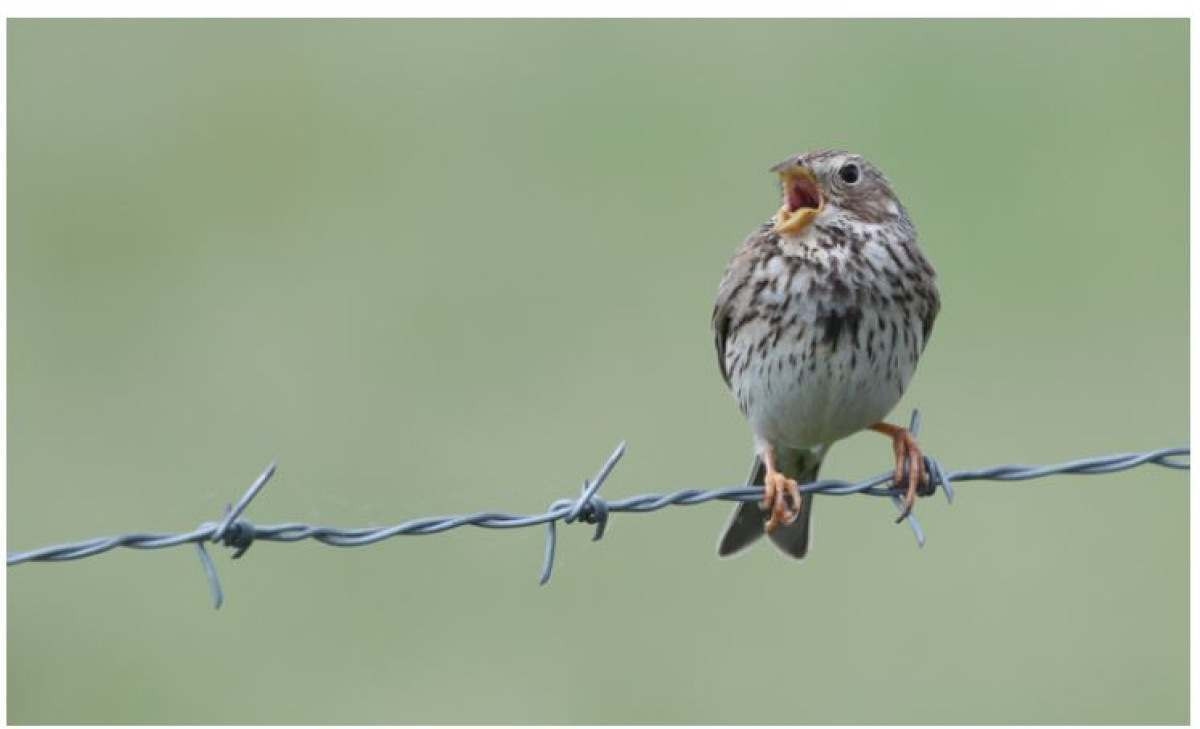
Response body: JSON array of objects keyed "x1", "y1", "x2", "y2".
[{"x1": 727, "y1": 306, "x2": 922, "y2": 449}]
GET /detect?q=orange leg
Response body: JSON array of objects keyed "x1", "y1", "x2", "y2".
[
  {"x1": 761, "y1": 447, "x2": 802, "y2": 533},
  {"x1": 868, "y1": 422, "x2": 927, "y2": 522}
]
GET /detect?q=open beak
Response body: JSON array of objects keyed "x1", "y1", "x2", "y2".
[{"x1": 773, "y1": 166, "x2": 823, "y2": 234}]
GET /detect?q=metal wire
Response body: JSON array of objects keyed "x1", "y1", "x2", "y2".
[{"x1": 6, "y1": 411, "x2": 1188, "y2": 608}]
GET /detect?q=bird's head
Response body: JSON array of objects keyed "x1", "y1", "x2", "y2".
[{"x1": 771, "y1": 150, "x2": 903, "y2": 235}]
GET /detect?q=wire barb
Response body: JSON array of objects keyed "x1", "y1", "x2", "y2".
[
  {"x1": 187, "y1": 461, "x2": 277, "y2": 608},
  {"x1": 539, "y1": 441, "x2": 625, "y2": 585},
  {"x1": 6, "y1": 414, "x2": 1189, "y2": 608}
]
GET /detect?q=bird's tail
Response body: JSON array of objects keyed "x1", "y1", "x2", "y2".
[{"x1": 716, "y1": 447, "x2": 824, "y2": 559}]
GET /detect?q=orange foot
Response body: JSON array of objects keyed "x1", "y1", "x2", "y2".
[
  {"x1": 869, "y1": 422, "x2": 928, "y2": 522},
  {"x1": 760, "y1": 449, "x2": 802, "y2": 533}
]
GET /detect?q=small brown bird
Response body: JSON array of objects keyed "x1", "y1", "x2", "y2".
[{"x1": 712, "y1": 150, "x2": 940, "y2": 558}]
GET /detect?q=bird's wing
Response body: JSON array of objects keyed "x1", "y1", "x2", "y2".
[
  {"x1": 911, "y1": 245, "x2": 941, "y2": 352},
  {"x1": 920, "y1": 285, "x2": 941, "y2": 352},
  {"x1": 711, "y1": 300, "x2": 734, "y2": 389},
  {"x1": 712, "y1": 225, "x2": 771, "y2": 388}
]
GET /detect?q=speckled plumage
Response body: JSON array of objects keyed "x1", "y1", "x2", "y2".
[{"x1": 713, "y1": 149, "x2": 939, "y2": 558}]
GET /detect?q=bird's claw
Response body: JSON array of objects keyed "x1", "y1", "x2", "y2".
[
  {"x1": 762, "y1": 471, "x2": 802, "y2": 533},
  {"x1": 894, "y1": 491, "x2": 917, "y2": 524},
  {"x1": 889, "y1": 429, "x2": 927, "y2": 524}
]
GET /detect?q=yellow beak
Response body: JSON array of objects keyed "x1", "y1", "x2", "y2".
[{"x1": 774, "y1": 167, "x2": 824, "y2": 235}]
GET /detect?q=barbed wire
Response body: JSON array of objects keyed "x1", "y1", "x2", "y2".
[{"x1": 6, "y1": 412, "x2": 1188, "y2": 608}]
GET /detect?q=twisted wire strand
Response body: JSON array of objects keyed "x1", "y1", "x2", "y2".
[{"x1": 6, "y1": 412, "x2": 1188, "y2": 608}]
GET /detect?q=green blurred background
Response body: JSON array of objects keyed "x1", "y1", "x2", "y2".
[{"x1": 7, "y1": 19, "x2": 1188, "y2": 724}]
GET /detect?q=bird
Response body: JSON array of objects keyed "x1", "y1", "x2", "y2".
[{"x1": 711, "y1": 149, "x2": 940, "y2": 559}]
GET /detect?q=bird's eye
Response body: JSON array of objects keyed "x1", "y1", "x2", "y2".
[{"x1": 838, "y1": 163, "x2": 860, "y2": 184}]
